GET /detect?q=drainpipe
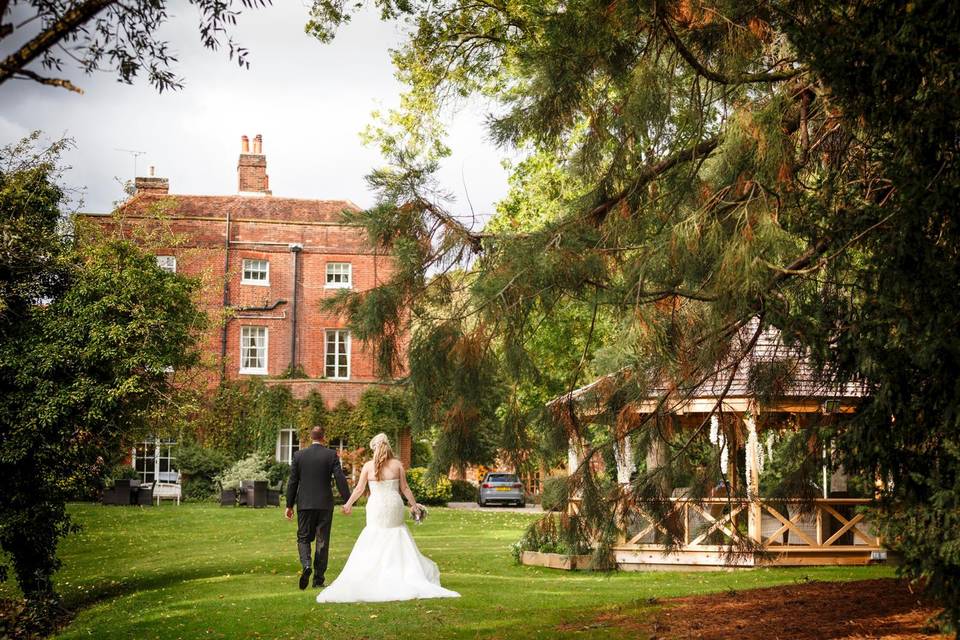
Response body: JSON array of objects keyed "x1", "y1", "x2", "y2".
[
  {"x1": 220, "y1": 211, "x2": 232, "y2": 381},
  {"x1": 289, "y1": 243, "x2": 303, "y2": 373}
]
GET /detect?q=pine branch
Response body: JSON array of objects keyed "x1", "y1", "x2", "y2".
[
  {"x1": 0, "y1": 0, "x2": 117, "y2": 86},
  {"x1": 588, "y1": 135, "x2": 721, "y2": 225},
  {"x1": 13, "y1": 69, "x2": 84, "y2": 94},
  {"x1": 659, "y1": 14, "x2": 800, "y2": 85},
  {"x1": 413, "y1": 198, "x2": 487, "y2": 252}
]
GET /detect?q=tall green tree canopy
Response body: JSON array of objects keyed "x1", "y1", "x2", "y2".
[
  {"x1": 310, "y1": 0, "x2": 960, "y2": 624},
  {"x1": 0, "y1": 134, "x2": 205, "y2": 632}
]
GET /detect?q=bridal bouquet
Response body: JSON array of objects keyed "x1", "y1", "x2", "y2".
[{"x1": 412, "y1": 504, "x2": 428, "y2": 525}]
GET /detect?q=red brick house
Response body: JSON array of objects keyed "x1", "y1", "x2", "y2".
[{"x1": 80, "y1": 134, "x2": 411, "y2": 477}]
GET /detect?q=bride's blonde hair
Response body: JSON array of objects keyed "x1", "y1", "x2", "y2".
[{"x1": 369, "y1": 432, "x2": 394, "y2": 479}]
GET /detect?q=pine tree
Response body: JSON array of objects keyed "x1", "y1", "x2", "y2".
[{"x1": 309, "y1": 0, "x2": 960, "y2": 623}]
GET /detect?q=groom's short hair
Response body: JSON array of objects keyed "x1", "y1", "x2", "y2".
[{"x1": 310, "y1": 426, "x2": 324, "y2": 442}]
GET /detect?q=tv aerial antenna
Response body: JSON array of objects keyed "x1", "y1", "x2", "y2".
[{"x1": 114, "y1": 148, "x2": 147, "y2": 178}]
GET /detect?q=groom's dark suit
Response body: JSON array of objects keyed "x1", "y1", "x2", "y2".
[{"x1": 286, "y1": 443, "x2": 351, "y2": 582}]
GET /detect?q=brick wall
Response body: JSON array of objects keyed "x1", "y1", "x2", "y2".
[{"x1": 79, "y1": 149, "x2": 410, "y2": 463}]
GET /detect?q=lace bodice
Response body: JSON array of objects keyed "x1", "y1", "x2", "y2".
[
  {"x1": 366, "y1": 479, "x2": 404, "y2": 528},
  {"x1": 368, "y1": 478, "x2": 400, "y2": 495}
]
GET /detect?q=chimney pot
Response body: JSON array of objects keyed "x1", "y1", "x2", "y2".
[
  {"x1": 241, "y1": 135, "x2": 250, "y2": 153},
  {"x1": 148, "y1": 165, "x2": 155, "y2": 177},
  {"x1": 238, "y1": 134, "x2": 271, "y2": 195}
]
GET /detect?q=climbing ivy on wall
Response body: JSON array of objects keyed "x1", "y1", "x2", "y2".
[{"x1": 186, "y1": 382, "x2": 412, "y2": 459}]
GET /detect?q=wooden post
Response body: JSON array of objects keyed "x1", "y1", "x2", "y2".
[
  {"x1": 567, "y1": 438, "x2": 581, "y2": 476},
  {"x1": 614, "y1": 434, "x2": 635, "y2": 485},
  {"x1": 646, "y1": 424, "x2": 671, "y2": 495},
  {"x1": 744, "y1": 412, "x2": 762, "y2": 543}
]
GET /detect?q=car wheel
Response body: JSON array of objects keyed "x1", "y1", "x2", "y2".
[
  {"x1": 478, "y1": 499, "x2": 485, "y2": 507},
  {"x1": 519, "y1": 501, "x2": 526, "y2": 508}
]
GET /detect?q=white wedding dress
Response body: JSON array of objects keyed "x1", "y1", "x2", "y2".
[{"x1": 315, "y1": 479, "x2": 460, "y2": 603}]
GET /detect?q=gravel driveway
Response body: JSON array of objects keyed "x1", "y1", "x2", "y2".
[{"x1": 446, "y1": 501, "x2": 543, "y2": 513}]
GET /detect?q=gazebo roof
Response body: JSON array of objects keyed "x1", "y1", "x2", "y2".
[{"x1": 548, "y1": 319, "x2": 866, "y2": 415}]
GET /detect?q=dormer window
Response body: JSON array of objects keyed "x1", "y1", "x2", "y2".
[
  {"x1": 325, "y1": 262, "x2": 352, "y2": 289},
  {"x1": 242, "y1": 259, "x2": 270, "y2": 285}
]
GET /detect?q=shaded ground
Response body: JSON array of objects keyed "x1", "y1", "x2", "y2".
[{"x1": 561, "y1": 578, "x2": 947, "y2": 639}]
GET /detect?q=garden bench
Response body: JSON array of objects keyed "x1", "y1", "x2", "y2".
[{"x1": 153, "y1": 472, "x2": 181, "y2": 505}]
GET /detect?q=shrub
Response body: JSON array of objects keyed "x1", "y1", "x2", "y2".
[
  {"x1": 263, "y1": 458, "x2": 291, "y2": 490},
  {"x1": 106, "y1": 464, "x2": 139, "y2": 487},
  {"x1": 510, "y1": 514, "x2": 591, "y2": 563},
  {"x1": 177, "y1": 444, "x2": 234, "y2": 502},
  {"x1": 214, "y1": 452, "x2": 271, "y2": 491},
  {"x1": 540, "y1": 476, "x2": 569, "y2": 512},
  {"x1": 450, "y1": 479, "x2": 478, "y2": 502},
  {"x1": 405, "y1": 467, "x2": 452, "y2": 506},
  {"x1": 412, "y1": 439, "x2": 432, "y2": 467}
]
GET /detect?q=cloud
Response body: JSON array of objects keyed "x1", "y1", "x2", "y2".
[{"x1": 0, "y1": 3, "x2": 508, "y2": 225}]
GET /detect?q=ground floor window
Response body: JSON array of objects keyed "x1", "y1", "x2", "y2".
[
  {"x1": 276, "y1": 429, "x2": 300, "y2": 464},
  {"x1": 132, "y1": 438, "x2": 177, "y2": 484}
]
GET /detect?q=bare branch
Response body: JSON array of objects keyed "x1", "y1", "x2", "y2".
[{"x1": 13, "y1": 69, "x2": 84, "y2": 94}]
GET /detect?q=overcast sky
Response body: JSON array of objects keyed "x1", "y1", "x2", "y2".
[{"x1": 0, "y1": 3, "x2": 509, "y2": 226}]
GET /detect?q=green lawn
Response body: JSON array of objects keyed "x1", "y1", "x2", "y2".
[{"x1": 1, "y1": 503, "x2": 892, "y2": 639}]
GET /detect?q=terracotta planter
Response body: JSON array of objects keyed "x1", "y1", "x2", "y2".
[{"x1": 520, "y1": 550, "x2": 592, "y2": 571}]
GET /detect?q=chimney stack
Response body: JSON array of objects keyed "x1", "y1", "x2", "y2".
[
  {"x1": 237, "y1": 133, "x2": 271, "y2": 195},
  {"x1": 134, "y1": 166, "x2": 169, "y2": 195}
]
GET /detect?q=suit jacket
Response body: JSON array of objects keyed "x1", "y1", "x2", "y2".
[{"x1": 286, "y1": 443, "x2": 351, "y2": 510}]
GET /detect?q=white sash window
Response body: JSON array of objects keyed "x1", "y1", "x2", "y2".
[
  {"x1": 240, "y1": 326, "x2": 268, "y2": 374},
  {"x1": 241, "y1": 259, "x2": 270, "y2": 285},
  {"x1": 325, "y1": 329, "x2": 351, "y2": 379},
  {"x1": 325, "y1": 262, "x2": 352, "y2": 289}
]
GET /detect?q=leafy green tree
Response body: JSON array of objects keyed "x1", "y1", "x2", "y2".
[
  {"x1": 309, "y1": 0, "x2": 960, "y2": 624},
  {"x1": 0, "y1": 135, "x2": 204, "y2": 632}
]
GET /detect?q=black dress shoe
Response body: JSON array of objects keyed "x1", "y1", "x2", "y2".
[
  {"x1": 299, "y1": 567, "x2": 312, "y2": 590},
  {"x1": 312, "y1": 578, "x2": 325, "y2": 588}
]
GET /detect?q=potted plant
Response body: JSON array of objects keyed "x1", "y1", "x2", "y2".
[
  {"x1": 102, "y1": 465, "x2": 141, "y2": 506},
  {"x1": 215, "y1": 453, "x2": 273, "y2": 508}
]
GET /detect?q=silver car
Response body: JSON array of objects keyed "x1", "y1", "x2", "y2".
[{"x1": 478, "y1": 472, "x2": 525, "y2": 507}]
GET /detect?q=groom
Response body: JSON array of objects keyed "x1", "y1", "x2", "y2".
[{"x1": 285, "y1": 426, "x2": 351, "y2": 590}]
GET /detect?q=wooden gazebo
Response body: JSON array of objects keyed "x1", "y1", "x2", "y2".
[{"x1": 549, "y1": 321, "x2": 887, "y2": 569}]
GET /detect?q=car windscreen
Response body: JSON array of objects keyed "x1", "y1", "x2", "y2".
[{"x1": 486, "y1": 474, "x2": 518, "y2": 483}]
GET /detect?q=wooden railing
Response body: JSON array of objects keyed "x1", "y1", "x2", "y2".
[{"x1": 570, "y1": 496, "x2": 883, "y2": 564}]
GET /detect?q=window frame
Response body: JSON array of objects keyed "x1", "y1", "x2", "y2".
[
  {"x1": 324, "y1": 262, "x2": 352, "y2": 289},
  {"x1": 324, "y1": 329, "x2": 351, "y2": 379},
  {"x1": 239, "y1": 326, "x2": 269, "y2": 375},
  {"x1": 276, "y1": 428, "x2": 301, "y2": 465},
  {"x1": 131, "y1": 438, "x2": 178, "y2": 484},
  {"x1": 241, "y1": 258, "x2": 270, "y2": 286}
]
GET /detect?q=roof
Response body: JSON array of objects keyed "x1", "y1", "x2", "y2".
[
  {"x1": 115, "y1": 192, "x2": 362, "y2": 224},
  {"x1": 548, "y1": 318, "x2": 866, "y2": 412}
]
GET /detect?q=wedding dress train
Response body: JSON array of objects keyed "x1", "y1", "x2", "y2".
[{"x1": 315, "y1": 479, "x2": 460, "y2": 603}]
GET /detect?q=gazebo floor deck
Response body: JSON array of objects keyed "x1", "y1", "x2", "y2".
[{"x1": 613, "y1": 543, "x2": 889, "y2": 569}]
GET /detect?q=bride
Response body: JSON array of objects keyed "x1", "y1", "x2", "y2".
[{"x1": 316, "y1": 433, "x2": 460, "y2": 603}]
